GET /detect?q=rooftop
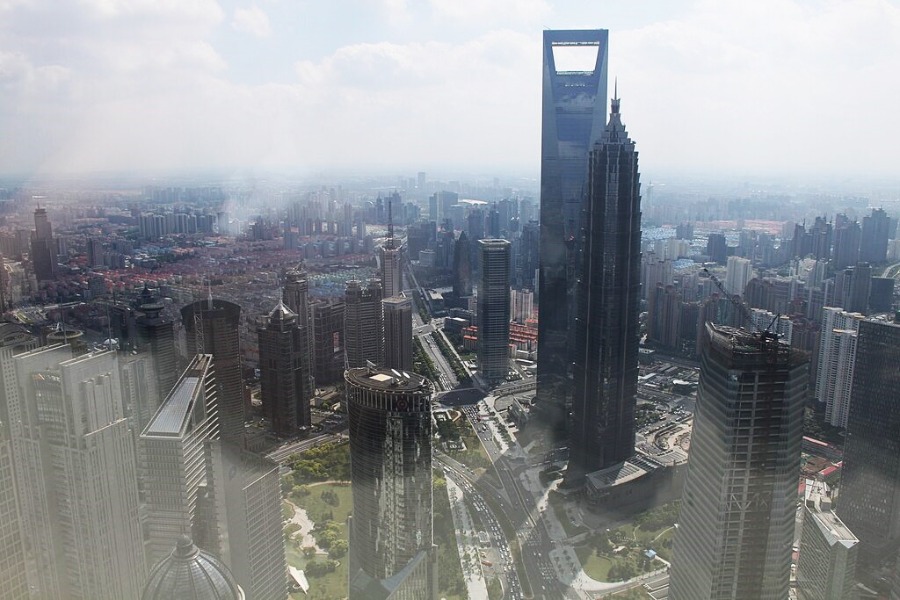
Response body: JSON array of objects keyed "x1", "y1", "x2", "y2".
[{"x1": 144, "y1": 376, "x2": 202, "y2": 437}]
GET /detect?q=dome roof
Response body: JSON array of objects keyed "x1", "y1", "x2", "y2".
[{"x1": 142, "y1": 537, "x2": 244, "y2": 600}]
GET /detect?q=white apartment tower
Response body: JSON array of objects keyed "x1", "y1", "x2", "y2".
[
  {"x1": 725, "y1": 256, "x2": 754, "y2": 296},
  {"x1": 815, "y1": 307, "x2": 864, "y2": 428}
]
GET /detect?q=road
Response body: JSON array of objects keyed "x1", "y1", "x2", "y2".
[
  {"x1": 446, "y1": 402, "x2": 572, "y2": 600},
  {"x1": 266, "y1": 432, "x2": 343, "y2": 463}
]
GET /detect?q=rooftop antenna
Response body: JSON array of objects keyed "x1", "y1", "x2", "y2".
[{"x1": 387, "y1": 199, "x2": 394, "y2": 249}]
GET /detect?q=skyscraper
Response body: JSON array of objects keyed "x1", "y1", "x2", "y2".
[
  {"x1": 796, "y1": 481, "x2": 859, "y2": 600},
  {"x1": 814, "y1": 307, "x2": 864, "y2": 428},
  {"x1": 136, "y1": 302, "x2": 177, "y2": 410},
  {"x1": 568, "y1": 93, "x2": 641, "y2": 482},
  {"x1": 283, "y1": 265, "x2": 315, "y2": 396},
  {"x1": 670, "y1": 324, "x2": 807, "y2": 600},
  {"x1": 344, "y1": 279, "x2": 384, "y2": 368},
  {"x1": 725, "y1": 255, "x2": 753, "y2": 296},
  {"x1": 207, "y1": 440, "x2": 288, "y2": 600},
  {"x1": 30, "y1": 206, "x2": 56, "y2": 281},
  {"x1": 311, "y1": 300, "x2": 345, "y2": 384},
  {"x1": 10, "y1": 347, "x2": 147, "y2": 599},
  {"x1": 860, "y1": 207, "x2": 891, "y2": 264},
  {"x1": 0, "y1": 430, "x2": 28, "y2": 600},
  {"x1": 140, "y1": 354, "x2": 219, "y2": 564},
  {"x1": 182, "y1": 298, "x2": 246, "y2": 443},
  {"x1": 0, "y1": 322, "x2": 37, "y2": 435},
  {"x1": 383, "y1": 295, "x2": 413, "y2": 372},
  {"x1": 537, "y1": 29, "x2": 609, "y2": 436},
  {"x1": 837, "y1": 319, "x2": 900, "y2": 565},
  {"x1": 452, "y1": 230, "x2": 473, "y2": 297},
  {"x1": 345, "y1": 367, "x2": 436, "y2": 600},
  {"x1": 258, "y1": 301, "x2": 312, "y2": 437},
  {"x1": 381, "y1": 209, "x2": 403, "y2": 299},
  {"x1": 477, "y1": 239, "x2": 511, "y2": 385}
]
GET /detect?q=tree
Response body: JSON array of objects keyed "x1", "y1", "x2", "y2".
[
  {"x1": 328, "y1": 539, "x2": 348, "y2": 559},
  {"x1": 302, "y1": 546, "x2": 317, "y2": 559}
]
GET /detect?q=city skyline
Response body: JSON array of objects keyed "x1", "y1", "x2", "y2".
[{"x1": 2, "y1": 1, "x2": 900, "y2": 180}]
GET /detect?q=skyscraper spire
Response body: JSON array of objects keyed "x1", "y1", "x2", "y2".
[{"x1": 387, "y1": 199, "x2": 394, "y2": 249}]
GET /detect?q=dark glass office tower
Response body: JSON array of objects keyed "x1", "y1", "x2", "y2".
[
  {"x1": 345, "y1": 368, "x2": 436, "y2": 600},
  {"x1": 136, "y1": 303, "x2": 177, "y2": 408},
  {"x1": 670, "y1": 324, "x2": 807, "y2": 600},
  {"x1": 536, "y1": 29, "x2": 608, "y2": 439},
  {"x1": 344, "y1": 279, "x2": 384, "y2": 368},
  {"x1": 478, "y1": 239, "x2": 511, "y2": 386},
  {"x1": 258, "y1": 301, "x2": 312, "y2": 437},
  {"x1": 838, "y1": 319, "x2": 900, "y2": 567},
  {"x1": 568, "y1": 94, "x2": 641, "y2": 483},
  {"x1": 182, "y1": 299, "x2": 246, "y2": 443},
  {"x1": 30, "y1": 207, "x2": 56, "y2": 282}
]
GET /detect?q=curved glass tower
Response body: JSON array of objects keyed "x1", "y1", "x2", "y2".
[
  {"x1": 345, "y1": 367, "x2": 436, "y2": 600},
  {"x1": 536, "y1": 29, "x2": 608, "y2": 440}
]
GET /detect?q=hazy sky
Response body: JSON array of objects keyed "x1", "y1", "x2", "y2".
[{"x1": 2, "y1": 0, "x2": 900, "y2": 180}]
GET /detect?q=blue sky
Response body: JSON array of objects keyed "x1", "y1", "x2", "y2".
[{"x1": 2, "y1": 0, "x2": 900, "y2": 181}]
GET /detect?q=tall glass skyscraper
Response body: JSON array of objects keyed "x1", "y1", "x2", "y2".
[
  {"x1": 568, "y1": 93, "x2": 642, "y2": 482},
  {"x1": 536, "y1": 29, "x2": 608, "y2": 439},
  {"x1": 478, "y1": 239, "x2": 511, "y2": 385},
  {"x1": 670, "y1": 324, "x2": 807, "y2": 600},
  {"x1": 837, "y1": 319, "x2": 900, "y2": 567},
  {"x1": 345, "y1": 367, "x2": 436, "y2": 600}
]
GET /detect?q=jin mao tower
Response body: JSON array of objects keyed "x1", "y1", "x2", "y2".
[{"x1": 568, "y1": 91, "x2": 641, "y2": 482}]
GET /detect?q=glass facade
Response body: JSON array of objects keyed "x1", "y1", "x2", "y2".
[
  {"x1": 568, "y1": 95, "x2": 642, "y2": 483},
  {"x1": 345, "y1": 368, "x2": 436, "y2": 599},
  {"x1": 670, "y1": 325, "x2": 807, "y2": 600},
  {"x1": 536, "y1": 29, "x2": 609, "y2": 440}
]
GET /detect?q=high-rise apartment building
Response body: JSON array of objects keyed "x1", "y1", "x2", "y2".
[
  {"x1": 569, "y1": 94, "x2": 641, "y2": 482},
  {"x1": 345, "y1": 367, "x2": 436, "y2": 600},
  {"x1": 140, "y1": 354, "x2": 219, "y2": 564},
  {"x1": 725, "y1": 255, "x2": 753, "y2": 296},
  {"x1": 10, "y1": 347, "x2": 147, "y2": 599},
  {"x1": 832, "y1": 220, "x2": 861, "y2": 269},
  {"x1": 837, "y1": 319, "x2": 900, "y2": 566},
  {"x1": 815, "y1": 307, "x2": 864, "y2": 428},
  {"x1": 258, "y1": 301, "x2": 312, "y2": 437},
  {"x1": 477, "y1": 239, "x2": 511, "y2": 385},
  {"x1": 383, "y1": 295, "x2": 413, "y2": 372},
  {"x1": 182, "y1": 298, "x2": 246, "y2": 443},
  {"x1": 537, "y1": 29, "x2": 608, "y2": 437},
  {"x1": 860, "y1": 207, "x2": 891, "y2": 264},
  {"x1": 344, "y1": 279, "x2": 384, "y2": 368},
  {"x1": 670, "y1": 324, "x2": 807, "y2": 600},
  {"x1": 796, "y1": 481, "x2": 858, "y2": 600}
]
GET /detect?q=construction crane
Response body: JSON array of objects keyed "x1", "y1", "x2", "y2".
[{"x1": 701, "y1": 267, "x2": 781, "y2": 344}]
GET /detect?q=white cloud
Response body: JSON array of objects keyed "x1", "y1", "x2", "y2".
[
  {"x1": 232, "y1": 5, "x2": 271, "y2": 38},
  {"x1": 430, "y1": 0, "x2": 550, "y2": 24},
  {"x1": 2, "y1": 0, "x2": 900, "y2": 178}
]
